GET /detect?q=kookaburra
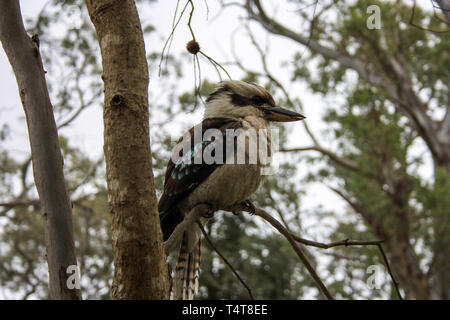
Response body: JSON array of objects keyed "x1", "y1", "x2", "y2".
[{"x1": 159, "y1": 80, "x2": 304, "y2": 299}]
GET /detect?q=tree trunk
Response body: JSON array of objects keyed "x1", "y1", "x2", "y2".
[
  {"x1": 84, "y1": 0, "x2": 169, "y2": 299},
  {"x1": 0, "y1": 0, "x2": 81, "y2": 299}
]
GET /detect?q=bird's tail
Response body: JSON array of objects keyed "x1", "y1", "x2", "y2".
[{"x1": 170, "y1": 231, "x2": 201, "y2": 300}]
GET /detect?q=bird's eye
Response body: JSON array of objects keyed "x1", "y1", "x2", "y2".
[{"x1": 252, "y1": 95, "x2": 266, "y2": 106}]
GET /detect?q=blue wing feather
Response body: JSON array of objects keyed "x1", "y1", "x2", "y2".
[{"x1": 158, "y1": 117, "x2": 242, "y2": 240}]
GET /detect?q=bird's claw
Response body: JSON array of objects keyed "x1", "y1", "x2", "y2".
[
  {"x1": 201, "y1": 203, "x2": 216, "y2": 218},
  {"x1": 242, "y1": 200, "x2": 256, "y2": 215}
]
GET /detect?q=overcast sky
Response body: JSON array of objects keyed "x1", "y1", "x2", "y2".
[
  {"x1": 1, "y1": 0, "x2": 349, "y2": 216},
  {"x1": 0, "y1": 0, "x2": 437, "y2": 299},
  {"x1": 1, "y1": 0, "x2": 435, "y2": 236}
]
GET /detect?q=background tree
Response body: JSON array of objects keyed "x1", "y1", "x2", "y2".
[
  {"x1": 236, "y1": 0, "x2": 450, "y2": 299},
  {"x1": 0, "y1": 0, "x2": 448, "y2": 300},
  {"x1": 0, "y1": 0, "x2": 81, "y2": 299}
]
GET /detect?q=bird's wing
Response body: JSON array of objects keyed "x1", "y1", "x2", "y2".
[{"x1": 158, "y1": 117, "x2": 243, "y2": 214}]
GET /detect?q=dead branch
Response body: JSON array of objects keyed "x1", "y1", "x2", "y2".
[
  {"x1": 230, "y1": 202, "x2": 403, "y2": 300},
  {"x1": 163, "y1": 200, "x2": 405, "y2": 300},
  {"x1": 232, "y1": 202, "x2": 334, "y2": 300},
  {"x1": 163, "y1": 201, "x2": 332, "y2": 299}
]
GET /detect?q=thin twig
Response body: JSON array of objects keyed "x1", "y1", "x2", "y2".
[
  {"x1": 409, "y1": 0, "x2": 450, "y2": 33},
  {"x1": 164, "y1": 201, "x2": 402, "y2": 300},
  {"x1": 290, "y1": 234, "x2": 403, "y2": 299},
  {"x1": 159, "y1": 0, "x2": 190, "y2": 76},
  {"x1": 199, "y1": 50, "x2": 232, "y2": 80},
  {"x1": 291, "y1": 236, "x2": 384, "y2": 249},
  {"x1": 187, "y1": 0, "x2": 196, "y2": 41},
  {"x1": 198, "y1": 223, "x2": 254, "y2": 300},
  {"x1": 228, "y1": 202, "x2": 333, "y2": 300},
  {"x1": 184, "y1": 0, "x2": 231, "y2": 107},
  {"x1": 376, "y1": 243, "x2": 403, "y2": 299}
]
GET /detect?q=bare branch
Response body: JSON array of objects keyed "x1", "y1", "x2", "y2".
[
  {"x1": 164, "y1": 201, "x2": 332, "y2": 299},
  {"x1": 327, "y1": 188, "x2": 407, "y2": 299},
  {"x1": 165, "y1": 199, "x2": 405, "y2": 299},
  {"x1": 245, "y1": 0, "x2": 446, "y2": 164},
  {"x1": 198, "y1": 223, "x2": 254, "y2": 300},
  {"x1": 229, "y1": 202, "x2": 334, "y2": 300},
  {"x1": 409, "y1": 0, "x2": 450, "y2": 32},
  {"x1": 280, "y1": 145, "x2": 358, "y2": 172},
  {"x1": 159, "y1": 0, "x2": 190, "y2": 76},
  {"x1": 289, "y1": 235, "x2": 402, "y2": 299}
]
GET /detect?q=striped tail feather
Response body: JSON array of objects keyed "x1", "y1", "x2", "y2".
[{"x1": 170, "y1": 232, "x2": 202, "y2": 300}]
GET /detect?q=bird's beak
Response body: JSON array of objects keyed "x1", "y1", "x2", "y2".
[{"x1": 261, "y1": 106, "x2": 305, "y2": 122}]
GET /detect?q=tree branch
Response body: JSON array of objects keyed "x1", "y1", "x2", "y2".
[
  {"x1": 280, "y1": 146, "x2": 358, "y2": 172},
  {"x1": 198, "y1": 223, "x2": 254, "y2": 300},
  {"x1": 433, "y1": 0, "x2": 450, "y2": 25},
  {"x1": 164, "y1": 198, "x2": 405, "y2": 299},
  {"x1": 228, "y1": 202, "x2": 334, "y2": 300},
  {"x1": 289, "y1": 235, "x2": 402, "y2": 299},
  {"x1": 164, "y1": 203, "x2": 212, "y2": 255},
  {"x1": 245, "y1": 0, "x2": 446, "y2": 165},
  {"x1": 245, "y1": 0, "x2": 388, "y2": 89}
]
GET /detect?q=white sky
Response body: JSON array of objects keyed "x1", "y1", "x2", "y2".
[
  {"x1": 1, "y1": 0, "x2": 345, "y2": 211},
  {"x1": 0, "y1": 0, "x2": 436, "y2": 299}
]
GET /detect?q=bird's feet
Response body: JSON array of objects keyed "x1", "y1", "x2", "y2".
[
  {"x1": 241, "y1": 200, "x2": 256, "y2": 215},
  {"x1": 201, "y1": 203, "x2": 217, "y2": 219}
]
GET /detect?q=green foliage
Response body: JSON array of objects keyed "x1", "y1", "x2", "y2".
[
  {"x1": 199, "y1": 213, "x2": 310, "y2": 299},
  {"x1": 287, "y1": 0, "x2": 450, "y2": 298},
  {"x1": 1, "y1": 0, "x2": 448, "y2": 300},
  {"x1": 0, "y1": 135, "x2": 109, "y2": 299}
]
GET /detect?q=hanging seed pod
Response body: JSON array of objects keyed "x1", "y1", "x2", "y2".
[{"x1": 186, "y1": 40, "x2": 200, "y2": 55}]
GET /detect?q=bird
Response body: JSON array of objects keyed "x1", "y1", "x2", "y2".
[{"x1": 158, "y1": 80, "x2": 305, "y2": 299}]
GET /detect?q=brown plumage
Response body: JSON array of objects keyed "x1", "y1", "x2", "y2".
[
  {"x1": 170, "y1": 232, "x2": 201, "y2": 300},
  {"x1": 160, "y1": 81, "x2": 305, "y2": 300}
]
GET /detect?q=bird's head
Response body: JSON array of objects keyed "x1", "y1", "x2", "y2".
[{"x1": 204, "y1": 80, "x2": 305, "y2": 122}]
